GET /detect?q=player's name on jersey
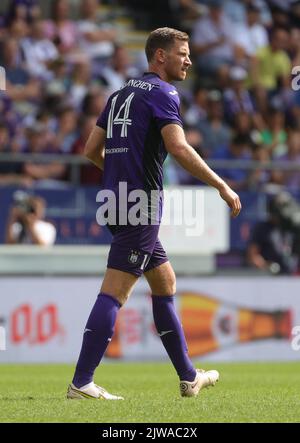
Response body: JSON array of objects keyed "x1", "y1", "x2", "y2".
[
  {"x1": 123, "y1": 79, "x2": 155, "y2": 91},
  {"x1": 105, "y1": 147, "x2": 129, "y2": 154}
]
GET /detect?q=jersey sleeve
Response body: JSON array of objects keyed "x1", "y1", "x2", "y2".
[{"x1": 151, "y1": 88, "x2": 183, "y2": 131}]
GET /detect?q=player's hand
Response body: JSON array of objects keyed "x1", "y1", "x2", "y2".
[{"x1": 219, "y1": 185, "x2": 242, "y2": 218}]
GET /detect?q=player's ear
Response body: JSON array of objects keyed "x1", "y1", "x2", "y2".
[{"x1": 156, "y1": 48, "x2": 166, "y2": 64}]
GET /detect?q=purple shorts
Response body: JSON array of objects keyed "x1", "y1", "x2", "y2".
[{"x1": 107, "y1": 223, "x2": 168, "y2": 277}]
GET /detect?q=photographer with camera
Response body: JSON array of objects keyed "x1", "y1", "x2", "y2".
[
  {"x1": 5, "y1": 192, "x2": 56, "y2": 246},
  {"x1": 247, "y1": 192, "x2": 300, "y2": 275}
]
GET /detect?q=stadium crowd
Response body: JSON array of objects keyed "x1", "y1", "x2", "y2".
[{"x1": 0, "y1": 0, "x2": 300, "y2": 191}]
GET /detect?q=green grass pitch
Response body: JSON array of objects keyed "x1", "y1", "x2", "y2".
[{"x1": 0, "y1": 362, "x2": 299, "y2": 423}]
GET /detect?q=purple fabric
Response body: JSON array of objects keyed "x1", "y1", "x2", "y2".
[
  {"x1": 107, "y1": 224, "x2": 168, "y2": 277},
  {"x1": 96, "y1": 72, "x2": 182, "y2": 217},
  {"x1": 152, "y1": 295, "x2": 196, "y2": 382},
  {"x1": 72, "y1": 292, "x2": 121, "y2": 388}
]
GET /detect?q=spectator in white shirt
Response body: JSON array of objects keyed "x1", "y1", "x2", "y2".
[
  {"x1": 232, "y1": 4, "x2": 269, "y2": 58},
  {"x1": 192, "y1": 0, "x2": 237, "y2": 84},
  {"x1": 77, "y1": 0, "x2": 116, "y2": 61},
  {"x1": 20, "y1": 19, "x2": 58, "y2": 80},
  {"x1": 6, "y1": 193, "x2": 56, "y2": 246},
  {"x1": 224, "y1": 0, "x2": 271, "y2": 26}
]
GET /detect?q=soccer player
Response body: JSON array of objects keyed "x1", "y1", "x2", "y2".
[{"x1": 67, "y1": 28, "x2": 241, "y2": 400}]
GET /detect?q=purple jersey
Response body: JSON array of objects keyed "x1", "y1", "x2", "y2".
[{"x1": 97, "y1": 72, "x2": 182, "y2": 200}]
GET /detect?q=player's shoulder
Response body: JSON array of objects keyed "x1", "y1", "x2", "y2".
[
  {"x1": 153, "y1": 78, "x2": 179, "y2": 98},
  {"x1": 149, "y1": 77, "x2": 180, "y2": 106}
]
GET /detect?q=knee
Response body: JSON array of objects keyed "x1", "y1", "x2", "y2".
[
  {"x1": 158, "y1": 273, "x2": 176, "y2": 296},
  {"x1": 168, "y1": 275, "x2": 176, "y2": 295}
]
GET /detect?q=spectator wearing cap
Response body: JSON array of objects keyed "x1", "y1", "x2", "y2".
[
  {"x1": 197, "y1": 90, "x2": 231, "y2": 157},
  {"x1": 223, "y1": 66, "x2": 256, "y2": 125},
  {"x1": 191, "y1": 0, "x2": 237, "y2": 82}
]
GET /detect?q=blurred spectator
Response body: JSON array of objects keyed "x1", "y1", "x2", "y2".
[
  {"x1": 232, "y1": 3, "x2": 269, "y2": 59},
  {"x1": 250, "y1": 27, "x2": 292, "y2": 112},
  {"x1": 192, "y1": 0, "x2": 238, "y2": 83},
  {"x1": 82, "y1": 86, "x2": 106, "y2": 116},
  {"x1": 260, "y1": 107, "x2": 288, "y2": 158},
  {"x1": 232, "y1": 111, "x2": 253, "y2": 137},
  {"x1": 247, "y1": 142, "x2": 271, "y2": 190},
  {"x1": 165, "y1": 126, "x2": 204, "y2": 185},
  {"x1": 6, "y1": 0, "x2": 41, "y2": 25},
  {"x1": 0, "y1": 123, "x2": 32, "y2": 187},
  {"x1": 45, "y1": 57, "x2": 69, "y2": 98},
  {"x1": 54, "y1": 106, "x2": 79, "y2": 153},
  {"x1": 212, "y1": 134, "x2": 252, "y2": 191},
  {"x1": 247, "y1": 194, "x2": 298, "y2": 274},
  {"x1": 99, "y1": 45, "x2": 139, "y2": 94},
  {"x1": 2, "y1": 37, "x2": 41, "y2": 116},
  {"x1": 258, "y1": 26, "x2": 292, "y2": 88},
  {"x1": 22, "y1": 125, "x2": 67, "y2": 185},
  {"x1": 43, "y1": 0, "x2": 78, "y2": 54},
  {"x1": 5, "y1": 192, "x2": 56, "y2": 245},
  {"x1": 224, "y1": 0, "x2": 271, "y2": 25},
  {"x1": 223, "y1": 66, "x2": 256, "y2": 125},
  {"x1": 72, "y1": 115, "x2": 103, "y2": 185},
  {"x1": 7, "y1": 16, "x2": 29, "y2": 40},
  {"x1": 183, "y1": 85, "x2": 208, "y2": 126},
  {"x1": 20, "y1": 18, "x2": 59, "y2": 80},
  {"x1": 269, "y1": 3, "x2": 291, "y2": 28},
  {"x1": 127, "y1": 0, "x2": 199, "y2": 30},
  {"x1": 77, "y1": 0, "x2": 116, "y2": 61},
  {"x1": 291, "y1": 0, "x2": 300, "y2": 27},
  {"x1": 272, "y1": 129, "x2": 300, "y2": 191},
  {"x1": 0, "y1": 95, "x2": 21, "y2": 140},
  {"x1": 197, "y1": 90, "x2": 231, "y2": 156},
  {"x1": 289, "y1": 26, "x2": 300, "y2": 66},
  {"x1": 69, "y1": 60, "x2": 91, "y2": 109}
]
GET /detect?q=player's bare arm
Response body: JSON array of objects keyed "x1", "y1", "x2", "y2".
[
  {"x1": 84, "y1": 126, "x2": 106, "y2": 171},
  {"x1": 162, "y1": 124, "x2": 242, "y2": 218}
]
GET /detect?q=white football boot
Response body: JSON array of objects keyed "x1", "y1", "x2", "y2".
[
  {"x1": 67, "y1": 382, "x2": 124, "y2": 400},
  {"x1": 180, "y1": 369, "x2": 219, "y2": 397}
]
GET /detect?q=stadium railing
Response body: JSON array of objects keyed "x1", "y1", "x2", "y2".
[{"x1": 1, "y1": 153, "x2": 300, "y2": 186}]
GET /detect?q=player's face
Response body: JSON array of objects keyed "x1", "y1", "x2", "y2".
[{"x1": 164, "y1": 40, "x2": 192, "y2": 82}]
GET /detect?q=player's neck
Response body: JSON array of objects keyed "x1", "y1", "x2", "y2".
[{"x1": 147, "y1": 65, "x2": 172, "y2": 84}]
